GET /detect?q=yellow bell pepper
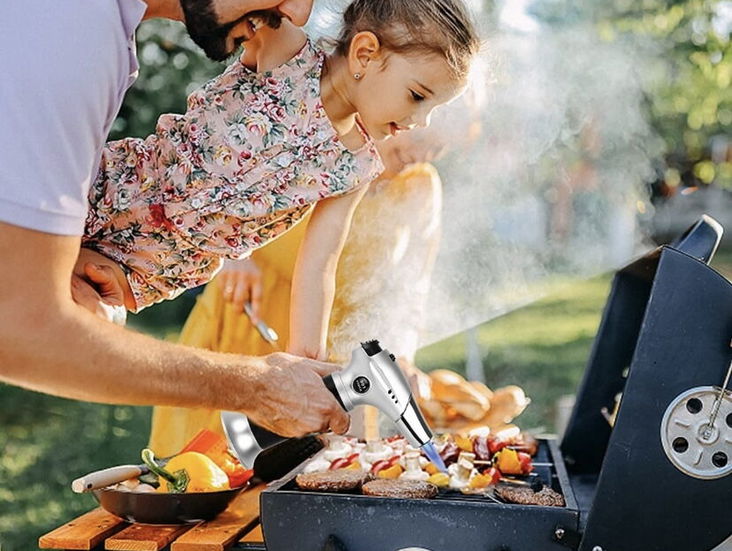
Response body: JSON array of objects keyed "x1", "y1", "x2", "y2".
[
  {"x1": 343, "y1": 461, "x2": 362, "y2": 471},
  {"x1": 455, "y1": 435, "x2": 473, "y2": 453},
  {"x1": 468, "y1": 474, "x2": 492, "y2": 489},
  {"x1": 427, "y1": 472, "x2": 450, "y2": 487},
  {"x1": 495, "y1": 448, "x2": 522, "y2": 475},
  {"x1": 377, "y1": 464, "x2": 404, "y2": 479},
  {"x1": 142, "y1": 449, "x2": 230, "y2": 493}
]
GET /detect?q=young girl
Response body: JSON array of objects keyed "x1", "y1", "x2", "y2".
[
  {"x1": 77, "y1": 0, "x2": 479, "y2": 359},
  {"x1": 148, "y1": 132, "x2": 444, "y2": 455}
]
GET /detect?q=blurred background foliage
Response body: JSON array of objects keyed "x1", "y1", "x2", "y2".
[
  {"x1": 532, "y1": 0, "x2": 732, "y2": 189},
  {"x1": 2, "y1": 3, "x2": 731, "y2": 549}
]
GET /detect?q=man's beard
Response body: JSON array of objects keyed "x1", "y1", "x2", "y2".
[{"x1": 179, "y1": 0, "x2": 283, "y2": 62}]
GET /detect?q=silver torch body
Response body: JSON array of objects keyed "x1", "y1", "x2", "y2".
[{"x1": 222, "y1": 340, "x2": 434, "y2": 470}]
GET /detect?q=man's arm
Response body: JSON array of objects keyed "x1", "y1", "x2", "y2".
[{"x1": 0, "y1": 222, "x2": 349, "y2": 437}]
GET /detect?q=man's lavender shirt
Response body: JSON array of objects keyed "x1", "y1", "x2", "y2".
[{"x1": 0, "y1": 0, "x2": 146, "y2": 236}]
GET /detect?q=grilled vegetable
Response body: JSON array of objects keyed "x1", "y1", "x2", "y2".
[{"x1": 141, "y1": 448, "x2": 230, "y2": 493}]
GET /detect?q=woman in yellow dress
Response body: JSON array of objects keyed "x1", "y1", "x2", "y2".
[{"x1": 148, "y1": 133, "x2": 444, "y2": 457}]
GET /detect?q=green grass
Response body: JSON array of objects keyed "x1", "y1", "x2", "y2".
[{"x1": 2, "y1": 249, "x2": 731, "y2": 550}]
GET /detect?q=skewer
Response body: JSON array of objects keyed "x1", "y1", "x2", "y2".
[{"x1": 473, "y1": 460, "x2": 550, "y2": 467}]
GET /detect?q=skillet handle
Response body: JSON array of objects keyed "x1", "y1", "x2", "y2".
[{"x1": 71, "y1": 465, "x2": 144, "y2": 493}]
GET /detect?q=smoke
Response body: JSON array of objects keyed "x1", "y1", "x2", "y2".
[
  {"x1": 420, "y1": 7, "x2": 663, "y2": 344},
  {"x1": 308, "y1": 1, "x2": 663, "y2": 349}
]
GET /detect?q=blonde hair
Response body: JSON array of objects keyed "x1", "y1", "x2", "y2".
[{"x1": 334, "y1": 0, "x2": 480, "y2": 79}]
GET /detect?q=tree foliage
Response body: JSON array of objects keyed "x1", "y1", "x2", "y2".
[{"x1": 532, "y1": 0, "x2": 732, "y2": 189}]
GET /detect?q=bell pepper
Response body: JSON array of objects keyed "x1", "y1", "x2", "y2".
[
  {"x1": 180, "y1": 428, "x2": 223, "y2": 454},
  {"x1": 482, "y1": 466, "x2": 502, "y2": 485},
  {"x1": 468, "y1": 473, "x2": 493, "y2": 489},
  {"x1": 455, "y1": 435, "x2": 473, "y2": 452},
  {"x1": 517, "y1": 451, "x2": 533, "y2": 474},
  {"x1": 142, "y1": 448, "x2": 230, "y2": 493},
  {"x1": 225, "y1": 462, "x2": 254, "y2": 488},
  {"x1": 427, "y1": 472, "x2": 450, "y2": 487},
  {"x1": 488, "y1": 437, "x2": 509, "y2": 455},
  {"x1": 179, "y1": 429, "x2": 252, "y2": 487},
  {"x1": 376, "y1": 463, "x2": 404, "y2": 479},
  {"x1": 495, "y1": 448, "x2": 523, "y2": 475}
]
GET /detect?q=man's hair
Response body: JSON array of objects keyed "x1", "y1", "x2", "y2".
[
  {"x1": 179, "y1": 0, "x2": 284, "y2": 61},
  {"x1": 333, "y1": 0, "x2": 480, "y2": 78}
]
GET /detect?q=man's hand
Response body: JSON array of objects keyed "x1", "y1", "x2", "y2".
[
  {"x1": 244, "y1": 352, "x2": 350, "y2": 437},
  {"x1": 218, "y1": 258, "x2": 263, "y2": 320}
]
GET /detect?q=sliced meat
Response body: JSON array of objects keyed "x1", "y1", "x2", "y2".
[
  {"x1": 362, "y1": 479, "x2": 438, "y2": 499},
  {"x1": 295, "y1": 470, "x2": 370, "y2": 492},
  {"x1": 495, "y1": 485, "x2": 565, "y2": 507}
]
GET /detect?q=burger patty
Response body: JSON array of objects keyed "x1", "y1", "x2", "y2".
[
  {"x1": 495, "y1": 485, "x2": 565, "y2": 507},
  {"x1": 295, "y1": 470, "x2": 371, "y2": 492},
  {"x1": 362, "y1": 479, "x2": 438, "y2": 499}
]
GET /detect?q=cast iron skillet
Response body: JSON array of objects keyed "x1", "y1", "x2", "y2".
[{"x1": 92, "y1": 486, "x2": 244, "y2": 524}]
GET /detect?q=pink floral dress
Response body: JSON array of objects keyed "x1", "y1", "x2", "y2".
[{"x1": 83, "y1": 40, "x2": 384, "y2": 311}]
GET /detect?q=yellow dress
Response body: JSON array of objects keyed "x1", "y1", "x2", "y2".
[{"x1": 148, "y1": 163, "x2": 442, "y2": 457}]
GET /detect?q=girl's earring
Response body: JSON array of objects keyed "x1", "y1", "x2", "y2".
[{"x1": 353, "y1": 73, "x2": 362, "y2": 81}]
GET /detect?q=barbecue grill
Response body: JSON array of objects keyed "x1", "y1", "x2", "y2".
[{"x1": 256, "y1": 216, "x2": 732, "y2": 551}]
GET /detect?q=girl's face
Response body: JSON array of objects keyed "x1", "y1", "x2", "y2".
[{"x1": 352, "y1": 52, "x2": 467, "y2": 141}]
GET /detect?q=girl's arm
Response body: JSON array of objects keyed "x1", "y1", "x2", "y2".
[{"x1": 289, "y1": 188, "x2": 368, "y2": 359}]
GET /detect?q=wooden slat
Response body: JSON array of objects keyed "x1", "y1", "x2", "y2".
[
  {"x1": 171, "y1": 484, "x2": 265, "y2": 551},
  {"x1": 239, "y1": 525, "x2": 263, "y2": 543},
  {"x1": 105, "y1": 524, "x2": 192, "y2": 551},
  {"x1": 39, "y1": 508, "x2": 127, "y2": 550}
]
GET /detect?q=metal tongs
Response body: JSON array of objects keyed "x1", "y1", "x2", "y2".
[{"x1": 243, "y1": 301, "x2": 280, "y2": 349}]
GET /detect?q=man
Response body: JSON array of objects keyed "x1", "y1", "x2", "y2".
[{"x1": 0, "y1": 0, "x2": 349, "y2": 438}]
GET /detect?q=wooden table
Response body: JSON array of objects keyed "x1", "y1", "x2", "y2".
[{"x1": 38, "y1": 484, "x2": 267, "y2": 551}]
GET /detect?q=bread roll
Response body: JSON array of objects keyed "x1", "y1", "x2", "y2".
[
  {"x1": 481, "y1": 386, "x2": 530, "y2": 428},
  {"x1": 430, "y1": 370, "x2": 489, "y2": 409},
  {"x1": 469, "y1": 381, "x2": 494, "y2": 402}
]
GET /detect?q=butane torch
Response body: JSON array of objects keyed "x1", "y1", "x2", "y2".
[{"x1": 222, "y1": 340, "x2": 444, "y2": 474}]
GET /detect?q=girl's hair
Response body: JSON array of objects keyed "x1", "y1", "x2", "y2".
[{"x1": 334, "y1": 0, "x2": 480, "y2": 79}]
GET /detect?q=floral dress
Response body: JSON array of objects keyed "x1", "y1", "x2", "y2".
[{"x1": 83, "y1": 40, "x2": 384, "y2": 311}]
